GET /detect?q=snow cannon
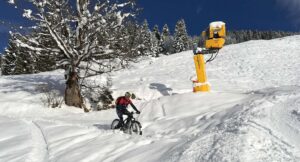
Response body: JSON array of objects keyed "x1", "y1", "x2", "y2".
[
  {"x1": 192, "y1": 21, "x2": 226, "y2": 93},
  {"x1": 202, "y1": 21, "x2": 226, "y2": 49}
]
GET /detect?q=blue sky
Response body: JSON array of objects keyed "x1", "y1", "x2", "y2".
[
  {"x1": 0, "y1": 0, "x2": 300, "y2": 53},
  {"x1": 138, "y1": 0, "x2": 300, "y2": 34}
]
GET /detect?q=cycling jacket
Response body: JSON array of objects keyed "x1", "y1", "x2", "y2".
[{"x1": 115, "y1": 96, "x2": 138, "y2": 111}]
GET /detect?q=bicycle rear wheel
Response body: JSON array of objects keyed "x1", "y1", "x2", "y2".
[
  {"x1": 111, "y1": 119, "x2": 120, "y2": 129},
  {"x1": 130, "y1": 121, "x2": 142, "y2": 135}
]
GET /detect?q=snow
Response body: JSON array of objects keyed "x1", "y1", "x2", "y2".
[
  {"x1": 15, "y1": 39, "x2": 44, "y2": 52},
  {"x1": 210, "y1": 21, "x2": 225, "y2": 28},
  {"x1": 23, "y1": 9, "x2": 32, "y2": 19},
  {"x1": 7, "y1": 0, "x2": 15, "y2": 5},
  {"x1": 1, "y1": 35, "x2": 300, "y2": 161}
]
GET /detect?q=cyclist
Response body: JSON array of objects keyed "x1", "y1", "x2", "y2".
[{"x1": 115, "y1": 92, "x2": 140, "y2": 129}]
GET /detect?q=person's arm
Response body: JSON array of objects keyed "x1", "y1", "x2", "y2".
[{"x1": 129, "y1": 101, "x2": 140, "y2": 113}]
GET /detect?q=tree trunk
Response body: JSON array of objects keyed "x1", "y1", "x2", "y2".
[{"x1": 65, "y1": 71, "x2": 87, "y2": 110}]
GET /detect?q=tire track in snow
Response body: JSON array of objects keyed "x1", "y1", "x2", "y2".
[
  {"x1": 200, "y1": 91, "x2": 298, "y2": 162},
  {"x1": 161, "y1": 89, "x2": 298, "y2": 162},
  {"x1": 27, "y1": 120, "x2": 104, "y2": 162},
  {"x1": 158, "y1": 102, "x2": 250, "y2": 162},
  {"x1": 248, "y1": 120, "x2": 293, "y2": 148},
  {"x1": 25, "y1": 120, "x2": 49, "y2": 162},
  {"x1": 247, "y1": 120, "x2": 296, "y2": 160}
]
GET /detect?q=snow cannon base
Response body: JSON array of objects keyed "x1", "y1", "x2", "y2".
[{"x1": 193, "y1": 80, "x2": 210, "y2": 92}]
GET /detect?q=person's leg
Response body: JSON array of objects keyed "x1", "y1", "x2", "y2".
[
  {"x1": 123, "y1": 109, "x2": 133, "y2": 119},
  {"x1": 123, "y1": 109, "x2": 133, "y2": 128},
  {"x1": 116, "y1": 109, "x2": 124, "y2": 128}
]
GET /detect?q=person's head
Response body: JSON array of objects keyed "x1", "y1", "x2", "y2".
[{"x1": 125, "y1": 92, "x2": 131, "y2": 99}]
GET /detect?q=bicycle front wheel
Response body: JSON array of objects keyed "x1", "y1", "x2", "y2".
[{"x1": 130, "y1": 121, "x2": 142, "y2": 135}]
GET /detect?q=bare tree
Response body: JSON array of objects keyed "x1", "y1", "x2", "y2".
[{"x1": 7, "y1": 0, "x2": 138, "y2": 108}]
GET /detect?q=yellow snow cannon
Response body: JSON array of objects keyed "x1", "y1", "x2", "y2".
[
  {"x1": 202, "y1": 21, "x2": 226, "y2": 49},
  {"x1": 192, "y1": 21, "x2": 226, "y2": 93}
]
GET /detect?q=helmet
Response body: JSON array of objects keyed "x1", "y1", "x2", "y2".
[{"x1": 125, "y1": 92, "x2": 131, "y2": 98}]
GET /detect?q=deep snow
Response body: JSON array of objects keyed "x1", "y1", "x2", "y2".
[{"x1": 1, "y1": 36, "x2": 300, "y2": 162}]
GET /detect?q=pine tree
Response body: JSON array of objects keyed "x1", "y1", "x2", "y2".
[
  {"x1": 152, "y1": 25, "x2": 161, "y2": 41},
  {"x1": 161, "y1": 24, "x2": 173, "y2": 54},
  {"x1": 1, "y1": 41, "x2": 17, "y2": 75},
  {"x1": 1, "y1": 29, "x2": 59, "y2": 75},
  {"x1": 111, "y1": 21, "x2": 141, "y2": 65},
  {"x1": 173, "y1": 19, "x2": 189, "y2": 53},
  {"x1": 225, "y1": 30, "x2": 299, "y2": 45},
  {"x1": 162, "y1": 24, "x2": 171, "y2": 40},
  {"x1": 139, "y1": 19, "x2": 152, "y2": 56},
  {"x1": 2, "y1": 33, "x2": 35, "y2": 75},
  {"x1": 151, "y1": 25, "x2": 161, "y2": 57}
]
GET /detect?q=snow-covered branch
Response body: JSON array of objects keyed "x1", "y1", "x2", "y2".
[{"x1": 5, "y1": 0, "x2": 138, "y2": 73}]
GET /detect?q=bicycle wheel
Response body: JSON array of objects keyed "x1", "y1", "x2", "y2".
[
  {"x1": 124, "y1": 120, "x2": 131, "y2": 134},
  {"x1": 130, "y1": 121, "x2": 142, "y2": 135},
  {"x1": 111, "y1": 119, "x2": 120, "y2": 129}
]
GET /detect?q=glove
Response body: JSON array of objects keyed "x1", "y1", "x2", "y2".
[{"x1": 136, "y1": 110, "x2": 140, "y2": 114}]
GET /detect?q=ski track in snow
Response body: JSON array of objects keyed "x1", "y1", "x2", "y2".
[{"x1": 1, "y1": 36, "x2": 300, "y2": 161}]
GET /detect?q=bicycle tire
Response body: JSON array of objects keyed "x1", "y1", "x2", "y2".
[
  {"x1": 111, "y1": 119, "x2": 120, "y2": 129},
  {"x1": 130, "y1": 121, "x2": 142, "y2": 135}
]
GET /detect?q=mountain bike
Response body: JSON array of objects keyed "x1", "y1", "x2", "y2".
[{"x1": 111, "y1": 112, "x2": 142, "y2": 135}]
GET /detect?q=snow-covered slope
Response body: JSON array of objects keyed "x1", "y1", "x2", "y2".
[{"x1": 1, "y1": 36, "x2": 300, "y2": 162}]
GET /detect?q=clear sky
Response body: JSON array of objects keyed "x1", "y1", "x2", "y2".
[
  {"x1": 138, "y1": 0, "x2": 300, "y2": 34},
  {"x1": 0, "y1": 0, "x2": 300, "y2": 53}
]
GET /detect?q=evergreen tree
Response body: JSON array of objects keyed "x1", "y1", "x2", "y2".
[
  {"x1": 162, "y1": 24, "x2": 171, "y2": 40},
  {"x1": 112, "y1": 21, "x2": 141, "y2": 65},
  {"x1": 151, "y1": 25, "x2": 161, "y2": 57},
  {"x1": 152, "y1": 25, "x2": 161, "y2": 41},
  {"x1": 2, "y1": 33, "x2": 35, "y2": 75},
  {"x1": 173, "y1": 19, "x2": 189, "y2": 53},
  {"x1": 161, "y1": 24, "x2": 173, "y2": 54},
  {"x1": 225, "y1": 30, "x2": 298, "y2": 44},
  {"x1": 139, "y1": 19, "x2": 152, "y2": 56},
  {"x1": 1, "y1": 29, "x2": 59, "y2": 75},
  {"x1": 1, "y1": 40, "x2": 17, "y2": 75}
]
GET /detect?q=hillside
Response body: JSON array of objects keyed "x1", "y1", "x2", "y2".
[{"x1": 1, "y1": 36, "x2": 300, "y2": 162}]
